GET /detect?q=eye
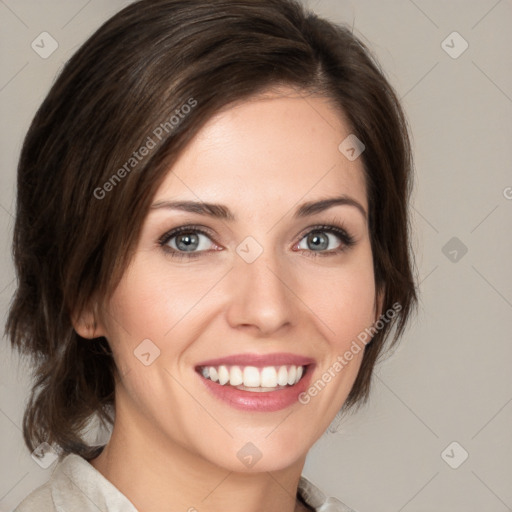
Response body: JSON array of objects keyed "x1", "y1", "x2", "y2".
[
  {"x1": 295, "y1": 225, "x2": 355, "y2": 257},
  {"x1": 159, "y1": 225, "x2": 219, "y2": 259},
  {"x1": 158, "y1": 223, "x2": 356, "y2": 261}
]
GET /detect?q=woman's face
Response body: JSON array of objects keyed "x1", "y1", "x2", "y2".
[{"x1": 96, "y1": 87, "x2": 380, "y2": 472}]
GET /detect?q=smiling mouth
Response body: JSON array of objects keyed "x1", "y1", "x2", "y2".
[{"x1": 196, "y1": 364, "x2": 308, "y2": 392}]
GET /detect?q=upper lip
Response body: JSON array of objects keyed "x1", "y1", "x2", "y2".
[{"x1": 195, "y1": 352, "x2": 315, "y2": 368}]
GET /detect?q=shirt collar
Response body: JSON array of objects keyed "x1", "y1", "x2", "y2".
[{"x1": 297, "y1": 475, "x2": 357, "y2": 512}]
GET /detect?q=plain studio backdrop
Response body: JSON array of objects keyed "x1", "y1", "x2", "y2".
[{"x1": 0, "y1": 1, "x2": 511, "y2": 511}]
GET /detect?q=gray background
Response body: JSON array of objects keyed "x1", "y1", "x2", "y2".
[{"x1": 1, "y1": 1, "x2": 511, "y2": 511}]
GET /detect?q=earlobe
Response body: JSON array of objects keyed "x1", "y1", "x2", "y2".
[{"x1": 72, "y1": 303, "x2": 106, "y2": 339}]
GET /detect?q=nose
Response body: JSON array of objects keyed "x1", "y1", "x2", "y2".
[{"x1": 225, "y1": 247, "x2": 299, "y2": 336}]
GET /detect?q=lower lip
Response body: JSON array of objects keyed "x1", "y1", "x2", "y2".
[{"x1": 197, "y1": 366, "x2": 314, "y2": 412}]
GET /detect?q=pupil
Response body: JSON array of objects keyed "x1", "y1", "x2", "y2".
[
  {"x1": 177, "y1": 233, "x2": 198, "y2": 251},
  {"x1": 309, "y1": 232, "x2": 328, "y2": 251}
]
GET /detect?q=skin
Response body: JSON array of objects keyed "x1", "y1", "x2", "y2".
[{"x1": 77, "y1": 86, "x2": 383, "y2": 512}]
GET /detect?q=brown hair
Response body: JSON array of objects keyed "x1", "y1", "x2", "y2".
[{"x1": 6, "y1": 0, "x2": 418, "y2": 460}]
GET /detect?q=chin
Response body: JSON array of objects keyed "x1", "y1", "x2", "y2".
[{"x1": 193, "y1": 428, "x2": 314, "y2": 474}]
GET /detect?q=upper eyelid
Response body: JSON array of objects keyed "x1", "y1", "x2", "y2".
[{"x1": 158, "y1": 224, "x2": 215, "y2": 243}]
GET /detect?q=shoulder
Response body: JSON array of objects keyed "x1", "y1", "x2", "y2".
[
  {"x1": 298, "y1": 475, "x2": 358, "y2": 512},
  {"x1": 14, "y1": 452, "x2": 138, "y2": 512}
]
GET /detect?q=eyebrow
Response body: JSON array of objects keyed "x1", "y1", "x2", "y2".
[{"x1": 150, "y1": 195, "x2": 367, "y2": 221}]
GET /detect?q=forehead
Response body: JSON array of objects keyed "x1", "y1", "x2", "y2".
[{"x1": 153, "y1": 88, "x2": 367, "y2": 219}]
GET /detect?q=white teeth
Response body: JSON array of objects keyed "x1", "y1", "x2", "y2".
[
  {"x1": 287, "y1": 365, "x2": 297, "y2": 385},
  {"x1": 208, "y1": 366, "x2": 218, "y2": 382},
  {"x1": 200, "y1": 364, "x2": 306, "y2": 388},
  {"x1": 229, "y1": 365, "x2": 243, "y2": 386},
  {"x1": 260, "y1": 367, "x2": 277, "y2": 388},
  {"x1": 277, "y1": 366, "x2": 289, "y2": 386},
  {"x1": 243, "y1": 366, "x2": 260, "y2": 387},
  {"x1": 218, "y1": 365, "x2": 230, "y2": 385}
]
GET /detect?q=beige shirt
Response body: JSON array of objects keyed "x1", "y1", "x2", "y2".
[{"x1": 14, "y1": 453, "x2": 356, "y2": 512}]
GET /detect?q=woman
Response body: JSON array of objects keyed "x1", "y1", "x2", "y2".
[{"x1": 6, "y1": 0, "x2": 418, "y2": 510}]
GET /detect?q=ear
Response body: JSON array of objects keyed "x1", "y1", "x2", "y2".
[{"x1": 72, "y1": 301, "x2": 106, "y2": 339}]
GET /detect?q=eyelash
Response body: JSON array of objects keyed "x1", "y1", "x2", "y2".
[{"x1": 158, "y1": 223, "x2": 356, "y2": 260}]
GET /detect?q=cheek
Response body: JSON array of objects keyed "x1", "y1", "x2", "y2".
[
  {"x1": 106, "y1": 259, "x2": 215, "y2": 339},
  {"x1": 100, "y1": 257, "x2": 222, "y2": 379},
  {"x1": 305, "y1": 258, "x2": 377, "y2": 347}
]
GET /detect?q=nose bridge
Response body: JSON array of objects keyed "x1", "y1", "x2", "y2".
[{"x1": 225, "y1": 238, "x2": 297, "y2": 334}]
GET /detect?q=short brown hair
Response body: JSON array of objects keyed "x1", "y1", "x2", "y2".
[{"x1": 6, "y1": 0, "x2": 418, "y2": 460}]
